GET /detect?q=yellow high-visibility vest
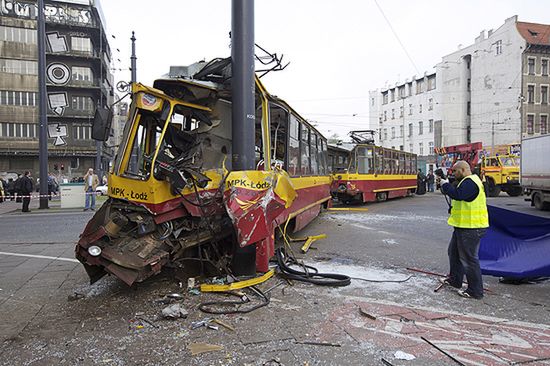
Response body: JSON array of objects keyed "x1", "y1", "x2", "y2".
[{"x1": 448, "y1": 174, "x2": 489, "y2": 228}]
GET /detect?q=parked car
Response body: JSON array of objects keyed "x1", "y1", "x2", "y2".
[{"x1": 96, "y1": 185, "x2": 108, "y2": 196}]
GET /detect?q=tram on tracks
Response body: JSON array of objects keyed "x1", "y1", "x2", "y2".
[
  {"x1": 76, "y1": 58, "x2": 331, "y2": 285},
  {"x1": 331, "y1": 131, "x2": 417, "y2": 204}
]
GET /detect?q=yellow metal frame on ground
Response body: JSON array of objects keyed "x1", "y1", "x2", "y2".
[
  {"x1": 327, "y1": 207, "x2": 369, "y2": 212},
  {"x1": 200, "y1": 269, "x2": 275, "y2": 292}
]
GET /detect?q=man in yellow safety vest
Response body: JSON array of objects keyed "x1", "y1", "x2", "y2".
[{"x1": 437, "y1": 160, "x2": 489, "y2": 299}]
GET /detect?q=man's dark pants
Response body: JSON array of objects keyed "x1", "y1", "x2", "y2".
[
  {"x1": 22, "y1": 195, "x2": 31, "y2": 212},
  {"x1": 447, "y1": 227, "x2": 486, "y2": 298}
]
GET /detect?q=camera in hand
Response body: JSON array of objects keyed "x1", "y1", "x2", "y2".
[{"x1": 434, "y1": 168, "x2": 446, "y2": 180}]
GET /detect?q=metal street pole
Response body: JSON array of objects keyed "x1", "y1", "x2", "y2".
[
  {"x1": 130, "y1": 31, "x2": 137, "y2": 83},
  {"x1": 231, "y1": 0, "x2": 256, "y2": 276},
  {"x1": 37, "y1": 0, "x2": 48, "y2": 209}
]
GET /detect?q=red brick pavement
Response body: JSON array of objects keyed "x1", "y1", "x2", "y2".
[{"x1": 314, "y1": 300, "x2": 550, "y2": 365}]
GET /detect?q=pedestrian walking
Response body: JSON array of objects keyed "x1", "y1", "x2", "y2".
[
  {"x1": 427, "y1": 170, "x2": 435, "y2": 192},
  {"x1": 20, "y1": 171, "x2": 34, "y2": 213},
  {"x1": 84, "y1": 168, "x2": 99, "y2": 211},
  {"x1": 437, "y1": 160, "x2": 488, "y2": 299}
]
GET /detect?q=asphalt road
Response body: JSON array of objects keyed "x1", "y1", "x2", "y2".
[{"x1": 0, "y1": 194, "x2": 548, "y2": 365}]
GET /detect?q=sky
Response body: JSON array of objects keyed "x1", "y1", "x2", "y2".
[{"x1": 100, "y1": 0, "x2": 550, "y2": 139}]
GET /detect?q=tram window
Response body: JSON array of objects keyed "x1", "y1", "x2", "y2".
[
  {"x1": 357, "y1": 146, "x2": 373, "y2": 174},
  {"x1": 309, "y1": 131, "x2": 319, "y2": 175},
  {"x1": 270, "y1": 105, "x2": 288, "y2": 169},
  {"x1": 255, "y1": 104, "x2": 264, "y2": 168},
  {"x1": 398, "y1": 152, "x2": 405, "y2": 174},
  {"x1": 300, "y1": 124, "x2": 311, "y2": 175},
  {"x1": 404, "y1": 154, "x2": 410, "y2": 174},
  {"x1": 288, "y1": 115, "x2": 300, "y2": 176},
  {"x1": 125, "y1": 112, "x2": 164, "y2": 178},
  {"x1": 320, "y1": 139, "x2": 327, "y2": 175}
]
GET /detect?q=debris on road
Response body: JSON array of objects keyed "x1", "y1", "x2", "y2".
[
  {"x1": 188, "y1": 342, "x2": 223, "y2": 356},
  {"x1": 161, "y1": 303, "x2": 189, "y2": 319},
  {"x1": 394, "y1": 350, "x2": 415, "y2": 360},
  {"x1": 358, "y1": 306, "x2": 377, "y2": 320},
  {"x1": 212, "y1": 318, "x2": 235, "y2": 331}
]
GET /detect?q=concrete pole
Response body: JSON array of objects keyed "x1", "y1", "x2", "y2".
[
  {"x1": 37, "y1": 0, "x2": 48, "y2": 209},
  {"x1": 231, "y1": 0, "x2": 256, "y2": 276}
]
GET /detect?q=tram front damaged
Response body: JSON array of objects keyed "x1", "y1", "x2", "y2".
[{"x1": 75, "y1": 75, "x2": 301, "y2": 285}]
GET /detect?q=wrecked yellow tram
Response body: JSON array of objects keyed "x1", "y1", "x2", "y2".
[{"x1": 76, "y1": 58, "x2": 331, "y2": 285}]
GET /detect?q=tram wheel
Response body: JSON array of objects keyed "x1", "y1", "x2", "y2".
[{"x1": 376, "y1": 192, "x2": 388, "y2": 202}]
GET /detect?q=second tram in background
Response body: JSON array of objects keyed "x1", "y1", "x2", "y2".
[{"x1": 331, "y1": 131, "x2": 417, "y2": 204}]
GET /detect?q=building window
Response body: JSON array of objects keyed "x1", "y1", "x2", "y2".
[
  {"x1": 467, "y1": 101, "x2": 471, "y2": 116},
  {"x1": 399, "y1": 86, "x2": 405, "y2": 98},
  {"x1": 399, "y1": 145, "x2": 404, "y2": 151},
  {"x1": 419, "y1": 104, "x2": 423, "y2": 113},
  {"x1": 528, "y1": 58, "x2": 536, "y2": 75},
  {"x1": 399, "y1": 106, "x2": 404, "y2": 117},
  {"x1": 382, "y1": 92, "x2": 388, "y2": 104},
  {"x1": 409, "y1": 143, "x2": 413, "y2": 153},
  {"x1": 72, "y1": 96, "x2": 95, "y2": 111},
  {"x1": 408, "y1": 123, "x2": 413, "y2": 137},
  {"x1": 371, "y1": 97, "x2": 375, "y2": 106},
  {"x1": 467, "y1": 78, "x2": 471, "y2": 91},
  {"x1": 72, "y1": 66, "x2": 93, "y2": 82},
  {"x1": 419, "y1": 142, "x2": 424, "y2": 156},
  {"x1": 391, "y1": 109, "x2": 395, "y2": 119},
  {"x1": 71, "y1": 36, "x2": 92, "y2": 54},
  {"x1": 383, "y1": 111, "x2": 387, "y2": 121},
  {"x1": 73, "y1": 125, "x2": 92, "y2": 140},
  {"x1": 416, "y1": 80, "x2": 424, "y2": 94},
  {"x1": 542, "y1": 59, "x2": 549, "y2": 76},
  {"x1": 428, "y1": 98, "x2": 433, "y2": 110},
  {"x1": 542, "y1": 86, "x2": 548, "y2": 104},
  {"x1": 0, "y1": 26, "x2": 37, "y2": 44},
  {"x1": 427, "y1": 76, "x2": 436, "y2": 90},
  {"x1": 0, "y1": 59, "x2": 37, "y2": 74},
  {"x1": 390, "y1": 89, "x2": 395, "y2": 102},
  {"x1": 408, "y1": 83, "x2": 412, "y2": 96},
  {"x1": 528, "y1": 85, "x2": 535, "y2": 103},
  {"x1": 0, "y1": 123, "x2": 37, "y2": 138},
  {"x1": 0, "y1": 90, "x2": 37, "y2": 106},
  {"x1": 495, "y1": 40, "x2": 502, "y2": 55},
  {"x1": 429, "y1": 119, "x2": 434, "y2": 133},
  {"x1": 399, "y1": 125, "x2": 404, "y2": 137},
  {"x1": 541, "y1": 115, "x2": 548, "y2": 134},
  {"x1": 418, "y1": 121, "x2": 424, "y2": 135},
  {"x1": 428, "y1": 141, "x2": 434, "y2": 155},
  {"x1": 383, "y1": 128, "x2": 387, "y2": 140},
  {"x1": 527, "y1": 114, "x2": 534, "y2": 134},
  {"x1": 409, "y1": 104, "x2": 413, "y2": 115},
  {"x1": 391, "y1": 127, "x2": 396, "y2": 139}
]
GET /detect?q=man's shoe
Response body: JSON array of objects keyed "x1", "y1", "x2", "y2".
[
  {"x1": 439, "y1": 277, "x2": 462, "y2": 289},
  {"x1": 457, "y1": 289, "x2": 483, "y2": 300},
  {"x1": 90, "y1": 207, "x2": 95, "y2": 211},
  {"x1": 83, "y1": 208, "x2": 88, "y2": 211}
]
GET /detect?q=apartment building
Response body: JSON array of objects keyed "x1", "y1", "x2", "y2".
[
  {"x1": 0, "y1": 0, "x2": 114, "y2": 177},
  {"x1": 369, "y1": 72, "x2": 441, "y2": 164}
]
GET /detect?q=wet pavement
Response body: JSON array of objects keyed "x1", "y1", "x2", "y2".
[{"x1": 0, "y1": 193, "x2": 548, "y2": 365}]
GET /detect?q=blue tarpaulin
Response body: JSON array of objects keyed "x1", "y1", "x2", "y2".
[{"x1": 480, "y1": 205, "x2": 550, "y2": 278}]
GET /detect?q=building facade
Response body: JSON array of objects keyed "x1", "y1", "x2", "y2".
[
  {"x1": 0, "y1": 0, "x2": 114, "y2": 179},
  {"x1": 518, "y1": 21, "x2": 550, "y2": 138},
  {"x1": 370, "y1": 16, "x2": 550, "y2": 163},
  {"x1": 369, "y1": 72, "x2": 441, "y2": 171}
]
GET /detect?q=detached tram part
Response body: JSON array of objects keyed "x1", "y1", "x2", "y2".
[{"x1": 76, "y1": 58, "x2": 332, "y2": 286}]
